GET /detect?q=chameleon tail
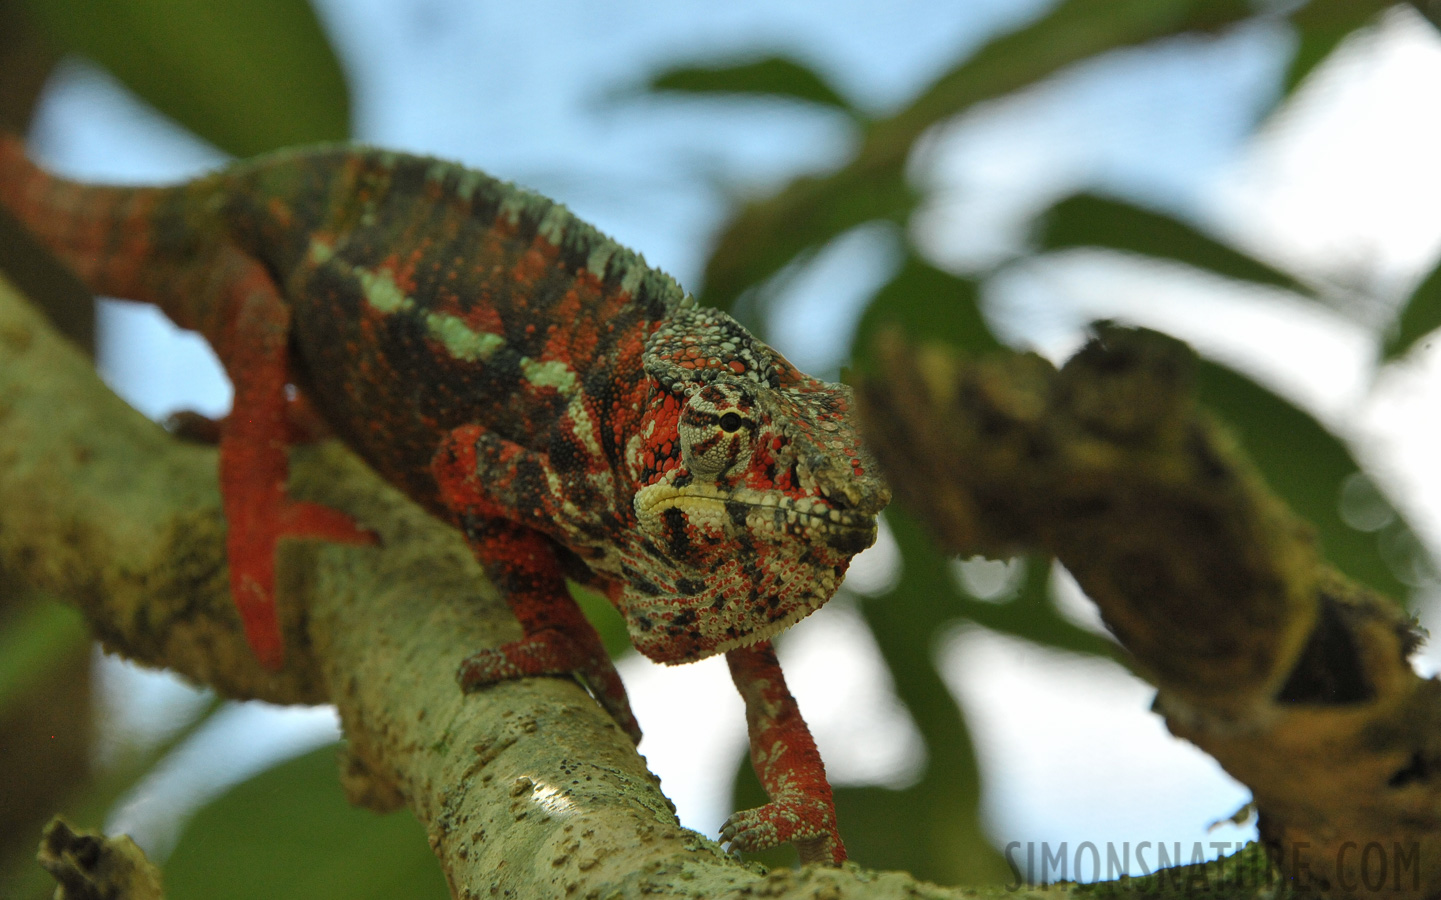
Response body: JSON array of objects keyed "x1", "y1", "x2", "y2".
[{"x1": 0, "y1": 135, "x2": 194, "y2": 319}]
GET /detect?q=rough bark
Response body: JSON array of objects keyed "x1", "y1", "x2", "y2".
[{"x1": 857, "y1": 327, "x2": 1440, "y2": 900}]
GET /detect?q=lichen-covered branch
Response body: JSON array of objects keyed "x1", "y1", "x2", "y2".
[
  {"x1": 857, "y1": 327, "x2": 1441, "y2": 899},
  {"x1": 0, "y1": 274, "x2": 1069, "y2": 898}
]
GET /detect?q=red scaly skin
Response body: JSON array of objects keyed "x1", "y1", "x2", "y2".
[{"x1": 0, "y1": 137, "x2": 890, "y2": 862}]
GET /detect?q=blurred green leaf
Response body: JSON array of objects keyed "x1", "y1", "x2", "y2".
[
  {"x1": 165, "y1": 745, "x2": 448, "y2": 900},
  {"x1": 1037, "y1": 193, "x2": 1312, "y2": 296},
  {"x1": 1383, "y1": 255, "x2": 1441, "y2": 360},
  {"x1": 0, "y1": 600, "x2": 87, "y2": 720},
  {"x1": 842, "y1": 512, "x2": 1008, "y2": 884},
  {"x1": 870, "y1": 0, "x2": 1254, "y2": 173},
  {"x1": 0, "y1": 1, "x2": 59, "y2": 133},
  {"x1": 20, "y1": 0, "x2": 350, "y2": 156},
  {"x1": 569, "y1": 581, "x2": 633, "y2": 660},
  {"x1": 703, "y1": 163, "x2": 914, "y2": 314},
  {"x1": 645, "y1": 55, "x2": 860, "y2": 117},
  {"x1": 1413, "y1": 1, "x2": 1441, "y2": 32},
  {"x1": 1194, "y1": 358, "x2": 1420, "y2": 601},
  {"x1": 1282, "y1": 0, "x2": 1387, "y2": 99},
  {"x1": 701, "y1": 0, "x2": 1256, "y2": 312},
  {"x1": 850, "y1": 254, "x2": 1001, "y2": 368}
]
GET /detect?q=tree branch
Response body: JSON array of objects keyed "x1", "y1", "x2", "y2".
[{"x1": 857, "y1": 327, "x2": 1441, "y2": 899}]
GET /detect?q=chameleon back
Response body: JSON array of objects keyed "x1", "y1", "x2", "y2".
[{"x1": 219, "y1": 147, "x2": 680, "y2": 521}]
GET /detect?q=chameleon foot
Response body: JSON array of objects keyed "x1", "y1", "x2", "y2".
[
  {"x1": 457, "y1": 631, "x2": 641, "y2": 744},
  {"x1": 720, "y1": 795, "x2": 845, "y2": 866}
]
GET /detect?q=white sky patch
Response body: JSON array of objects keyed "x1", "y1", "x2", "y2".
[
  {"x1": 999, "y1": 251, "x2": 1374, "y2": 425},
  {"x1": 1214, "y1": 7, "x2": 1441, "y2": 303},
  {"x1": 616, "y1": 652, "x2": 746, "y2": 838},
  {"x1": 842, "y1": 513, "x2": 901, "y2": 597},
  {"x1": 776, "y1": 595, "x2": 926, "y2": 789},
  {"x1": 104, "y1": 697, "x2": 341, "y2": 860},
  {"x1": 941, "y1": 626, "x2": 1254, "y2": 873},
  {"x1": 97, "y1": 299, "x2": 232, "y2": 421}
]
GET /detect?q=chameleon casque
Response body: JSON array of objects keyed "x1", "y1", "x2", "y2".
[{"x1": 0, "y1": 138, "x2": 889, "y2": 864}]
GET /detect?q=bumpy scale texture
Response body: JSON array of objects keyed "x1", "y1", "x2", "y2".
[{"x1": 0, "y1": 139, "x2": 890, "y2": 864}]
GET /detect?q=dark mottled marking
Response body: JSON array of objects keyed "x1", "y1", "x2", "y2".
[{"x1": 726, "y1": 501, "x2": 750, "y2": 527}]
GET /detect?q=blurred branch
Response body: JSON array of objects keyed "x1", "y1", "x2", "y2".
[
  {"x1": 38, "y1": 818, "x2": 164, "y2": 900},
  {"x1": 0, "y1": 273, "x2": 1131, "y2": 898},
  {"x1": 857, "y1": 326, "x2": 1441, "y2": 898},
  {"x1": 0, "y1": 0, "x2": 56, "y2": 133}
]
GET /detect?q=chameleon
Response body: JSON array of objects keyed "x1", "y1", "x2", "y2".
[{"x1": 0, "y1": 137, "x2": 889, "y2": 864}]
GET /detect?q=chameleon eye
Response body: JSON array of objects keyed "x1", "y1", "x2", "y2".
[{"x1": 719, "y1": 412, "x2": 743, "y2": 433}]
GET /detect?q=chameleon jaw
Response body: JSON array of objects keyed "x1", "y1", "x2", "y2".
[
  {"x1": 632, "y1": 581, "x2": 837, "y2": 665},
  {"x1": 632, "y1": 482, "x2": 876, "y2": 536},
  {"x1": 706, "y1": 602, "x2": 825, "y2": 658}
]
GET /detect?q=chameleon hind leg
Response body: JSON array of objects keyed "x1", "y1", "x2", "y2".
[
  {"x1": 723, "y1": 642, "x2": 845, "y2": 865},
  {"x1": 435, "y1": 425, "x2": 641, "y2": 744},
  {"x1": 217, "y1": 261, "x2": 376, "y2": 669}
]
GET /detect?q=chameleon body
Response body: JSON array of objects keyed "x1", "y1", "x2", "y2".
[{"x1": 0, "y1": 139, "x2": 889, "y2": 864}]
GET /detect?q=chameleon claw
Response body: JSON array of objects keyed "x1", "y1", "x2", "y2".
[{"x1": 720, "y1": 797, "x2": 845, "y2": 866}]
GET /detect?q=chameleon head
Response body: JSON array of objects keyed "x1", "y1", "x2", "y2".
[{"x1": 624, "y1": 303, "x2": 890, "y2": 664}]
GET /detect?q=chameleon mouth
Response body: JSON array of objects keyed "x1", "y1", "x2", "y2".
[{"x1": 633, "y1": 483, "x2": 875, "y2": 535}]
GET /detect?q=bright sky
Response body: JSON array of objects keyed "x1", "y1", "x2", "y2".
[{"x1": 25, "y1": 0, "x2": 1441, "y2": 878}]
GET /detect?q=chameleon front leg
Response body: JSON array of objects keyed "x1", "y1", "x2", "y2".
[
  {"x1": 217, "y1": 263, "x2": 376, "y2": 669},
  {"x1": 434, "y1": 425, "x2": 641, "y2": 744},
  {"x1": 723, "y1": 641, "x2": 845, "y2": 866}
]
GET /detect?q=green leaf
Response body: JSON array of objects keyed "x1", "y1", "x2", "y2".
[
  {"x1": 0, "y1": 599, "x2": 87, "y2": 719},
  {"x1": 874, "y1": 0, "x2": 1254, "y2": 172},
  {"x1": 850, "y1": 254, "x2": 1002, "y2": 368},
  {"x1": 20, "y1": 0, "x2": 350, "y2": 156},
  {"x1": 644, "y1": 55, "x2": 860, "y2": 117},
  {"x1": 165, "y1": 745, "x2": 449, "y2": 900},
  {"x1": 1383, "y1": 255, "x2": 1441, "y2": 360},
  {"x1": 1037, "y1": 193, "x2": 1311, "y2": 296},
  {"x1": 702, "y1": 164, "x2": 915, "y2": 313},
  {"x1": 1282, "y1": 0, "x2": 1387, "y2": 99},
  {"x1": 1194, "y1": 358, "x2": 1420, "y2": 600},
  {"x1": 569, "y1": 581, "x2": 633, "y2": 661}
]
